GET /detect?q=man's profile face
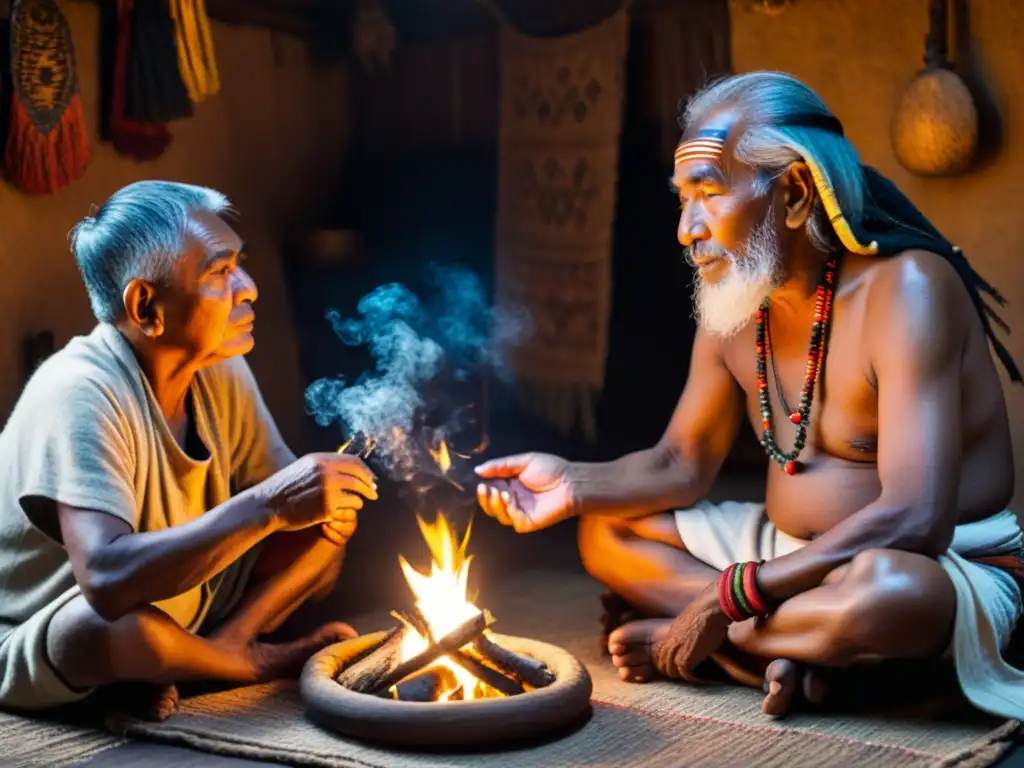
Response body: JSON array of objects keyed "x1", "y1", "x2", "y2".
[
  {"x1": 672, "y1": 113, "x2": 784, "y2": 338},
  {"x1": 158, "y1": 211, "x2": 259, "y2": 365}
]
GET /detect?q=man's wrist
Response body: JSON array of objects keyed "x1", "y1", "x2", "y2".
[
  {"x1": 563, "y1": 461, "x2": 590, "y2": 517},
  {"x1": 718, "y1": 561, "x2": 772, "y2": 623},
  {"x1": 237, "y1": 484, "x2": 286, "y2": 535}
]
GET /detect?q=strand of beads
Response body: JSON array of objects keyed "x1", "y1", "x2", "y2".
[{"x1": 755, "y1": 258, "x2": 838, "y2": 475}]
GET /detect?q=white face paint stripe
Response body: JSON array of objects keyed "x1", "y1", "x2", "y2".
[{"x1": 674, "y1": 129, "x2": 730, "y2": 168}]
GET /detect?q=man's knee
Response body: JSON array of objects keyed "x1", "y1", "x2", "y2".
[
  {"x1": 47, "y1": 597, "x2": 181, "y2": 688},
  {"x1": 826, "y1": 549, "x2": 955, "y2": 659},
  {"x1": 578, "y1": 514, "x2": 682, "y2": 585},
  {"x1": 578, "y1": 516, "x2": 627, "y2": 584},
  {"x1": 255, "y1": 529, "x2": 342, "y2": 580},
  {"x1": 310, "y1": 545, "x2": 345, "y2": 601}
]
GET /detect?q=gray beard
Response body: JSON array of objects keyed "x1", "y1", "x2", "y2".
[{"x1": 691, "y1": 210, "x2": 784, "y2": 339}]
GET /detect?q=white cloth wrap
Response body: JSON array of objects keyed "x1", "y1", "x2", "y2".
[{"x1": 674, "y1": 501, "x2": 1024, "y2": 720}]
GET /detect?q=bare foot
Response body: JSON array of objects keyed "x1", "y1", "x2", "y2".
[
  {"x1": 249, "y1": 622, "x2": 357, "y2": 681},
  {"x1": 607, "y1": 619, "x2": 673, "y2": 682},
  {"x1": 102, "y1": 682, "x2": 180, "y2": 722},
  {"x1": 761, "y1": 659, "x2": 829, "y2": 717},
  {"x1": 600, "y1": 591, "x2": 643, "y2": 655}
]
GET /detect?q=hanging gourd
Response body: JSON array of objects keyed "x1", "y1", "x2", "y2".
[{"x1": 891, "y1": 0, "x2": 978, "y2": 176}]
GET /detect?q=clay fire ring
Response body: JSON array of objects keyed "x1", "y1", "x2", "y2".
[{"x1": 300, "y1": 630, "x2": 593, "y2": 748}]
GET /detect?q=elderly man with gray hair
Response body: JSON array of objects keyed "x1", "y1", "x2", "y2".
[{"x1": 0, "y1": 181, "x2": 377, "y2": 720}]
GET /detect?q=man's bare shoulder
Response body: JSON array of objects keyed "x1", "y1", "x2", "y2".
[
  {"x1": 862, "y1": 249, "x2": 973, "y2": 328},
  {"x1": 861, "y1": 249, "x2": 968, "y2": 309},
  {"x1": 859, "y1": 249, "x2": 974, "y2": 363}
]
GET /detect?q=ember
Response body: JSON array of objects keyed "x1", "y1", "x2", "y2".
[{"x1": 334, "y1": 509, "x2": 554, "y2": 702}]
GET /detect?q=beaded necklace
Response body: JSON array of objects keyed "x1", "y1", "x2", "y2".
[{"x1": 754, "y1": 257, "x2": 838, "y2": 475}]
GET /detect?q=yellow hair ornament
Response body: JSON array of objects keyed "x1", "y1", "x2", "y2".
[{"x1": 792, "y1": 141, "x2": 879, "y2": 256}]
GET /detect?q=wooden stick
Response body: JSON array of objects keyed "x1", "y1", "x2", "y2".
[
  {"x1": 370, "y1": 611, "x2": 491, "y2": 695},
  {"x1": 398, "y1": 607, "x2": 524, "y2": 697},
  {"x1": 397, "y1": 606, "x2": 433, "y2": 641},
  {"x1": 449, "y1": 648, "x2": 524, "y2": 696},
  {"x1": 474, "y1": 634, "x2": 555, "y2": 689},
  {"x1": 392, "y1": 667, "x2": 457, "y2": 702},
  {"x1": 336, "y1": 627, "x2": 404, "y2": 693}
]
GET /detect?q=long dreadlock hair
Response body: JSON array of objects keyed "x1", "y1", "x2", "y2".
[{"x1": 682, "y1": 71, "x2": 1019, "y2": 383}]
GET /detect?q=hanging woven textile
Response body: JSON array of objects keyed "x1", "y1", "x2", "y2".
[
  {"x1": 170, "y1": 0, "x2": 219, "y2": 104},
  {"x1": 127, "y1": 0, "x2": 192, "y2": 124},
  {"x1": 102, "y1": 0, "x2": 172, "y2": 161},
  {"x1": 492, "y1": 9, "x2": 630, "y2": 439},
  {"x1": 4, "y1": 0, "x2": 89, "y2": 195}
]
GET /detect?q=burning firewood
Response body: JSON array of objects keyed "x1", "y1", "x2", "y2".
[
  {"x1": 335, "y1": 513, "x2": 558, "y2": 704},
  {"x1": 335, "y1": 627, "x2": 406, "y2": 694},
  {"x1": 392, "y1": 666, "x2": 458, "y2": 702},
  {"x1": 398, "y1": 607, "x2": 525, "y2": 697},
  {"x1": 342, "y1": 610, "x2": 493, "y2": 700},
  {"x1": 473, "y1": 635, "x2": 556, "y2": 689},
  {"x1": 449, "y1": 647, "x2": 525, "y2": 697}
]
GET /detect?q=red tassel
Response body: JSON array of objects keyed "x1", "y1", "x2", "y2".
[
  {"x1": 5, "y1": 0, "x2": 92, "y2": 195},
  {"x1": 4, "y1": 92, "x2": 90, "y2": 195}
]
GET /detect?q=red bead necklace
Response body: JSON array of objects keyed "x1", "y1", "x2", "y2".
[{"x1": 755, "y1": 258, "x2": 838, "y2": 475}]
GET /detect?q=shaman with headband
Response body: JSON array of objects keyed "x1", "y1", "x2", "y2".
[
  {"x1": 675, "y1": 89, "x2": 1019, "y2": 383},
  {"x1": 675, "y1": 113, "x2": 879, "y2": 261}
]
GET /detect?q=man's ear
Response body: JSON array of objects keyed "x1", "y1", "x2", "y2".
[
  {"x1": 781, "y1": 161, "x2": 816, "y2": 230},
  {"x1": 122, "y1": 279, "x2": 164, "y2": 337}
]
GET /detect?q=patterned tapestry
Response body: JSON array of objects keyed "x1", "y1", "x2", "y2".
[{"x1": 494, "y1": 8, "x2": 630, "y2": 439}]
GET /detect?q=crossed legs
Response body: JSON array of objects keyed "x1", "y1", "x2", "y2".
[
  {"x1": 578, "y1": 513, "x2": 956, "y2": 715},
  {"x1": 46, "y1": 528, "x2": 354, "y2": 719}
]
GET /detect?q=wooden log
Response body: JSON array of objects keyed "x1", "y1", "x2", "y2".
[
  {"x1": 336, "y1": 627, "x2": 405, "y2": 694},
  {"x1": 450, "y1": 648, "x2": 525, "y2": 697},
  {"x1": 396, "y1": 608, "x2": 523, "y2": 696},
  {"x1": 371, "y1": 611, "x2": 491, "y2": 696},
  {"x1": 392, "y1": 667, "x2": 457, "y2": 702},
  {"x1": 395, "y1": 607, "x2": 433, "y2": 641},
  {"x1": 474, "y1": 634, "x2": 556, "y2": 689}
]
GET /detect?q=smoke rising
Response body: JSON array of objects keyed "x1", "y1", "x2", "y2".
[{"x1": 304, "y1": 264, "x2": 529, "y2": 486}]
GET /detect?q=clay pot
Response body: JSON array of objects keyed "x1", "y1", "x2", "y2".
[{"x1": 892, "y1": 67, "x2": 978, "y2": 176}]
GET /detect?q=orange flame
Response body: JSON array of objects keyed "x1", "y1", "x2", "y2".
[
  {"x1": 396, "y1": 514, "x2": 490, "y2": 700},
  {"x1": 429, "y1": 439, "x2": 452, "y2": 474}
]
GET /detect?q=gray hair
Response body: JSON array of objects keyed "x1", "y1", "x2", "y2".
[
  {"x1": 68, "y1": 180, "x2": 232, "y2": 323},
  {"x1": 682, "y1": 71, "x2": 867, "y2": 254}
]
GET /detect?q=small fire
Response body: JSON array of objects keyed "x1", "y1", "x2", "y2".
[
  {"x1": 339, "y1": 434, "x2": 489, "y2": 699},
  {"x1": 401, "y1": 439, "x2": 486, "y2": 698},
  {"x1": 337, "y1": 433, "x2": 377, "y2": 459},
  {"x1": 429, "y1": 438, "x2": 452, "y2": 474},
  {"x1": 396, "y1": 514, "x2": 488, "y2": 700}
]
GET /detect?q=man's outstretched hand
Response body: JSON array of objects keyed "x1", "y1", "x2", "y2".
[{"x1": 474, "y1": 453, "x2": 577, "y2": 533}]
